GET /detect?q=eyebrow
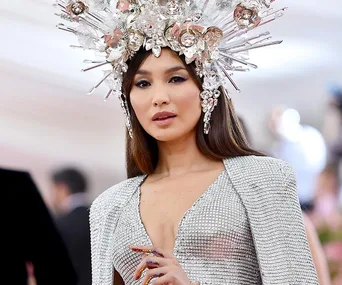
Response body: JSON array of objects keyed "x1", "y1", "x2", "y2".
[{"x1": 135, "y1": 65, "x2": 186, "y2": 75}]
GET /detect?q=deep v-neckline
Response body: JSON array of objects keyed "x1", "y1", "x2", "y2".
[{"x1": 136, "y1": 169, "x2": 225, "y2": 256}]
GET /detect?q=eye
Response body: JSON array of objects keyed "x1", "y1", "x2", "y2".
[
  {"x1": 169, "y1": 76, "x2": 187, "y2": 84},
  {"x1": 135, "y1": 79, "x2": 151, "y2": 89}
]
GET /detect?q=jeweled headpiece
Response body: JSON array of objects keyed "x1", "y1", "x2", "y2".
[{"x1": 54, "y1": 0, "x2": 286, "y2": 136}]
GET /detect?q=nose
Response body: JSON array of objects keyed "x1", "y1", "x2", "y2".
[{"x1": 152, "y1": 85, "x2": 171, "y2": 107}]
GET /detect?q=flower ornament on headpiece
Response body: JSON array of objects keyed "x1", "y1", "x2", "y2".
[{"x1": 54, "y1": 0, "x2": 286, "y2": 136}]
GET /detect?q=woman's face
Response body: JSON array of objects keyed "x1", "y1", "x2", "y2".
[{"x1": 129, "y1": 49, "x2": 201, "y2": 142}]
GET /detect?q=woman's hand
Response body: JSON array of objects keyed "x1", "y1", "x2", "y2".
[{"x1": 130, "y1": 245, "x2": 198, "y2": 285}]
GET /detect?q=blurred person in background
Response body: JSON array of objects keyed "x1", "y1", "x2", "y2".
[
  {"x1": 311, "y1": 164, "x2": 342, "y2": 285},
  {"x1": 322, "y1": 85, "x2": 342, "y2": 207},
  {"x1": 312, "y1": 165, "x2": 342, "y2": 230},
  {"x1": 1, "y1": 167, "x2": 77, "y2": 285},
  {"x1": 268, "y1": 106, "x2": 327, "y2": 212},
  {"x1": 318, "y1": 86, "x2": 342, "y2": 285},
  {"x1": 51, "y1": 168, "x2": 91, "y2": 285}
]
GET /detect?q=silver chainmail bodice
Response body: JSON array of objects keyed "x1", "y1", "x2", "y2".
[
  {"x1": 112, "y1": 170, "x2": 262, "y2": 284},
  {"x1": 90, "y1": 156, "x2": 319, "y2": 285}
]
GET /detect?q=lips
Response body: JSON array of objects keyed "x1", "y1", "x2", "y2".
[{"x1": 152, "y1": 111, "x2": 177, "y2": 121}]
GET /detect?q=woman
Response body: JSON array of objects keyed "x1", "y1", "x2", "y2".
[
  {"x1": 55, "y1": 0, "x2": 318, "y2": 284},
  {"x1": 89, "y1": 48, "x2": 317, "y2": 285}
]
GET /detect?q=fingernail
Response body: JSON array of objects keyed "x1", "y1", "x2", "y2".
[
  {"x1": 130, "y1": 247, "x2": 142, "y2": 252},
  {"x1": 153, "y1": 250, "x2": 164, "y2": 257},
  {"x1": 146, "y1": 261, "x2": 159, "y2": 267},
  {"x1": 146, "y1": 261, "x2": 156, "y2": 265}
]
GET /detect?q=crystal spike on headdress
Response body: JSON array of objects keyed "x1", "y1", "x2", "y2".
[{"x1": 54, "y1": 0, "x2": 286, "y2": 136}]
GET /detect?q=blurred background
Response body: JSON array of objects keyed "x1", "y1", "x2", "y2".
[{"x1": 1, "y1": 0, "x2": 342, "y2": 284}]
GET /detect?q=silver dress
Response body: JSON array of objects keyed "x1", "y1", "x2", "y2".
[
  {"x1": 90, "y1": 156, "x2": 319, "y2": 285},
  {"x1": 112, "y1": 170, "x2": 262, "y2": 284}
]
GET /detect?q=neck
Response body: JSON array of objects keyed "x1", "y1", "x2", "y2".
[
  {"x1": 60, "y1": 192, "x2": 88, "y2": 214},
  {"x1": 155, "y1": 131, "x2": 219, "y2": 177}
]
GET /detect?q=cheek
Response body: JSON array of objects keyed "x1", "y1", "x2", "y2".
[
  {"x1": 130, "y1": 93, "x2": 148, "y2": 120},
  {"x1": 177, "y1": 88, "x2": 201, "y2": 112}
]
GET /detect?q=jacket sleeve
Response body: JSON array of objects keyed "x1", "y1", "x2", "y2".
[
  {"x1": 224, "y1": 156, "x2": 319, "y2": 284},
  {"x1": 278, "y1": 160, "x2": 319, "y2": 284},
  {"x1": 89, "y1": 182, "x2": 126, "y2": 285},
  {"x1": 89, "y1": 177, "x2": 144, "y2": 285},
  {"x1": 89, "y1": 192, "x2": 111, "y2": 285}
]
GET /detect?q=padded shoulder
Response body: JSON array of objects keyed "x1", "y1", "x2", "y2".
[
  {"x1": 224, "y1": 155, "x2": 296, "y2": 185},
  {"x1": 89, "y1": 175, "x2": 146, "y2": 285}
]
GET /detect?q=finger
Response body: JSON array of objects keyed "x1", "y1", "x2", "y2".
[
  {"x1": 129, "y1": 245, "x2": 165, "y2": 258},
  {"x1": 150, "y1": 273, "x2": 171, "y2": 285},
  {"x1": 139, "y1": 267, "x2": 166, "y2": 285},
  {"x1": 129, "y1": 245, "x2": 164, "y2": 258},
  {"x1": 134, "y1": 256, "x2": 167, "y2": 280},
  {"x1": 141, "y1": 253, "x2": 149, "y2": 259}
]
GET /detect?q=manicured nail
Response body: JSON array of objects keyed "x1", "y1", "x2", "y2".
[
  {"x1": 153, "y1": 250, "x2": 164, "y2": 257},
  {"x1": 130, "y1": 247, "x2": 145, "y2": 253},
  {"x1": 146, "y1": 261, "x2": 159, "y2": 268}
]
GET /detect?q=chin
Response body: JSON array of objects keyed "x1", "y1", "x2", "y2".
[
  {"x1": 151, "y1": 130, "x2": 181, "y2": 142},
  {"x1": 149, "y1": 127, "x2": 195, "y2": 142}
]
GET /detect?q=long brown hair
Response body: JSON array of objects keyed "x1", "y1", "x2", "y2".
[{"x1": 122, "y1": 48, "x2": 263, "y2": 178}]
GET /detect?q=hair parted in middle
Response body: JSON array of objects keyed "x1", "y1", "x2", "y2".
[{"x1": 122, "y1": 47, "x2": 263, "y2": 178}]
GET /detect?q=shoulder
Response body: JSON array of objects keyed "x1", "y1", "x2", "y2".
[
  {"x1": 89, "y1": 176, "x2": 144, "y2": 283},
  {"x1": 90, "y1": 175, "x2": 145, "y2": 219},
  {"x1": 224, "y1": 155, "x2": 296, "y2": 185},
  {"x1": 225, "y1": 157, "x2": 318, "y2": 283}
]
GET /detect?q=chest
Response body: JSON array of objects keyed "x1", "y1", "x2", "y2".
[
  {"x1": 112, "y1": 174, "x2": 257, "y2": 284},
  {"x1": 139, "y1": 171, "x2": 224, "y2": 240},
  {"x1": 114, "y1": 172, "x2": 253, "y2": 262},
  {"x1": 140, "y1": 181, "x2": 202, "y2": 225}
]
